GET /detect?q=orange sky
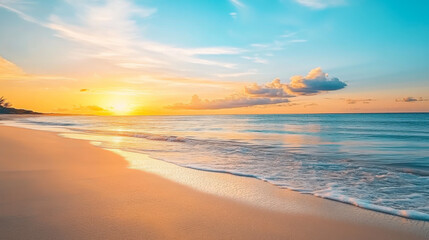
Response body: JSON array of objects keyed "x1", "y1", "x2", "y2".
[
  {"x1": 1, "y1": 0, "x2": 428, "y2": 115},
  {"x1": 2, "y1": 56, "x2": 428, "y2": 115}
]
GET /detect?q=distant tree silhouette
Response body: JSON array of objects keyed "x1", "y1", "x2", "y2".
[
  {"x1": 0, "y1": 96, "x2": 12, "y2": 108},
  {"x1": 0, "y1": 96, "x2": 37, "y2": 114}
]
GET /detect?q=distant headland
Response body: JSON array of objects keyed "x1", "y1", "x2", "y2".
[{"x1": 0, "y1": 96, "x2": 40, "y2": 114}]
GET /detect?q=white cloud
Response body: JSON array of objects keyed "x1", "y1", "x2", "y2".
[
  {"x1": 287, "y1": 67, "x2": 346, "y2": 95},
  {"x1": 245, "y1": 79, "x2": 293, "y2": 98},
  {"x1": 0, "y1": 56, "x2": 74, "y2": 81},
  {"x1": 250, "y1": 33, "x2": 307, "y2": 52},
  {"x1": 216, "y1": 70, "x2": 258, "y2": 78},
  {"x1": 281, "y1": 32, "x2": 296, "y2": 38},
  {"x1": 170, "y1": 67, "x2": 347, "y2": 110},
  {"x1": 242, "y1": 56, "x2": 268, "y2": 64},
  {"x1": 0, "y1": 1, "x2": 41, "y2": 25},
  {"x1": 1, "y1": 0, "x2": 243, "y2": 73},
  {"x1": 288, "y1": 39, "x2": 307, "y2": 43},
  {"x1": 230, "y1": 0, "x2": 245, "y2": 8},
  {"x1": 295, "y1": 0, "x2": 345, "y2": 9}
]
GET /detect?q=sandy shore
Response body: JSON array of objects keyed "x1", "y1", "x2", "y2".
[{"x1": 0, "y1": 125, "x2": 426, "y2": 239}]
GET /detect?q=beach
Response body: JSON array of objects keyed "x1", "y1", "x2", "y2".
[
  {"x1": 0, "y1": 124, "x2": 427, "y2": 239},
  {"x1": 2, "y1": 0, "x2": 428, "y2": 237}
]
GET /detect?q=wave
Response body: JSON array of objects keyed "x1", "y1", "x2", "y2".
[
  {"x1": 182, "y1": 166, "x2": 429, "y2": 221},
  {"x1": 19, "y1": 119, "x2": 79, "y2": 127},
  {"x1": 312, "y1": 190, "x2": 429, "y2": 221},
  {"x1": 6, "y1": 115, "x2": 429, "y2": 221},
  {"x1": 184, "y1": 165, "x2": 266, "y2": 180},
  {"x1": 75, "y1": 129, "x2": 187, "y2": 142},
  {"x1": 128, "y1": 151, "x2": 429, "y2": 221},
  {"x1": 206, "y1": 170, "x2": 429, "y2": 221}
]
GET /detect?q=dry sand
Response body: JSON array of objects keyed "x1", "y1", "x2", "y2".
[{"x1": 0, "y1": 125, "x2": 426, "y2": 239}]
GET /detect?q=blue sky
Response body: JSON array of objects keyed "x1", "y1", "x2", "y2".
[{"x1": 0, "y1": 0, "x2": 428, "y2": 114}]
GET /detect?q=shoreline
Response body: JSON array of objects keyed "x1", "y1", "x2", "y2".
[
  {"x1": 106, "y1": 148, "x2": 429, "y2": 235},
  {"x1": 63, "y1": 131, "x2": 429, "y2": 224},
  {"x1": 0, "y1": 125, "x2": 427, "y2": 239},
  {"x1": 3, "y1": 117, "x2": 428, "y2": 222}
]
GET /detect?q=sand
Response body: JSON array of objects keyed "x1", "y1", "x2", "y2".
[{"x1": 0, "y1": 125, "x2": 426, "y2": 240}]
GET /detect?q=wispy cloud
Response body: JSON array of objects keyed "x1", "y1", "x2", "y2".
[
  {"x1": 281, "y1": 32, "x2": 297, "y2": 38},
  {"x1": 228, "y1": 0, "x2": 246, "y2": 19},
  {"x1": 216, "y1": 70, "x2": 258, "y2": 78},
  {"x1": 230, "y1": 0, "x2": 245, "y2": 8},
  {"x1": 121, "y1": 73, "x2": 243, "y2": 92},
  {"x1": 294, "y1": 0, "x2": 345, "y2": 9},
  {"x1": 0, "y1": 56, "x2": 25, "y2": 78},
  {"x1": 304, "y1": 103, "x2": 318, "y2": 107},
  {"x1": 340, "y1": 98, "x2": 375, "y2": 104},
  {"x1": 395, "y1": 97, "x2": 428, "y2": 102},
  {"x1": 0, "y1": 56, "x2": 74, "y2": 81},
  {"x1": 1, "y1": 0, "x2": 243, "y2": 73},
  {"x1": 242, "y1": 56, "x2": 268, "y2": 64},
  {"x1": 167, "y1": 94, "x2": 289, "y2": 110},
  {"x1": 91, "y1": 89, "x2": 150, "y2": 96},
  {"x1": 288, "y1": 39, "x2": 307, "y2": 43},
  {"x1": 73, "y1": 105, "x2": 110, "y2": 113},
  {"x1": 48, "y1": 1, "x2": 242, "y2": 69},
  {"x1": 250, "y1": 34, "x2": 308, "y2": 52},
  {"x1": 0, "y1": 1, "x2": 42, "y2": 25},
  {"x1": 229, "y1": 12, "x2": 237, "y2": 19}
]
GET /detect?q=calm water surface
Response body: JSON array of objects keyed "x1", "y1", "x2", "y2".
[{"x1": 9, "y1": 113, "x2": 429, "y2": 220}]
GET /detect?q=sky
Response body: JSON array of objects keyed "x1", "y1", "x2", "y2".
[{"x1": 0, "y1": 0, "x2": 428, "y2": 115}]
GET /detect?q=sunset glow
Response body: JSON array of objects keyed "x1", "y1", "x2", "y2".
[
  {"x1": 110, "y1": 102, "x2": 134, "y2": 115},
  {"x1": 0, "y1": 0, "x2": 428, "y2": 115},
  {"x1": 1, "y1": 1, "x2": 429, "y2": 238}
]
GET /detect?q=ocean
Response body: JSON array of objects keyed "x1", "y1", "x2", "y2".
[{"x1": 5, "y1": 113, "x2": 429, "y2": 221}]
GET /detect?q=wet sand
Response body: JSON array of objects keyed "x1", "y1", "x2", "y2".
[{"x1": 0, "y1": 125, "x2": 426, "y2": 239}]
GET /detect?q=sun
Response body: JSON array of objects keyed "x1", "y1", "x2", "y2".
[{"x1": 111, "y1": 102, "x2": 133, "y2": 115}]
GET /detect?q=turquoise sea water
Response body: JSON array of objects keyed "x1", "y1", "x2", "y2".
[{"x1": 8, "y1": 113, "x2": 429, "y2": 220}]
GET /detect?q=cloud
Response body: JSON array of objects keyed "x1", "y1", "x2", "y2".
[
  {"x1": 395, "y1": 97, "x2": 428, "y2": 102},
  {"x1": 230, "y1": 0, "x2": 245, "y2": 8},
  {"x1": 281, "y1": 32, "x2": 297, "y2": 38},
  {"x1": 54, "y1": 108, "x2": 69, "y2": 112},
  {"x1": 216, "y1": 70, "x2": 257, "y2": 78},
  {"x1": 45, "y1": 0, "x2": 242, "y2": 69},
  {"x1": 242, "y1": 56, "x2": 268, "y2": 64},
  {"x1": 169, "y1": 67, "x2": 346, "y2": 110},
  {"x1": 167, "y1": 94, "x2": 289, "y2": 110},
  {"x1": 1, "y1": 0, "x2": 243, "y2": 73},
  {"x1": 304, "y1": 103, "x2": 318, "y2": 107},
  {"x1": 73, "y1": 105, "x2": 109, "y2": 112},
  {"x1": 250, "y1": 33, "x2": 308, "y2": 52},
  {"x1": 251, "y1": 43, "x2": 269, "y2": 48},
  {"x1": 230, "y1": 12, "x2": 237, "y2": 19},
  {"x1": 294, "y1": 0, "x2": 345, "y2": 9},
  {"x1": 0, "y1": 1, "x2": 42, "y2": 25},
  {"x1": 287, "y1": 67, "x2": 346, "y2": 95},
  {"x1": 0, "y1": 56, "x2": 26, "y2": 78},
  {"x1": 80, "y1": 89, "x2": 88, "y2": 92},
  {"x1": 288, "y1": 39, "x2": 307, "y2": 43},
  {"x1": 340, "y1": 98, "x2": 374, "y2": 104},
  {"x1": 246, "y1": 67, "x2": 345, "y2": 96},
  {"x1": 245, "y1": 79, "x2": 294, "y2": 98},
  {"x1": 0, "y1": 56, "x2": 74, "y2": 81}
]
